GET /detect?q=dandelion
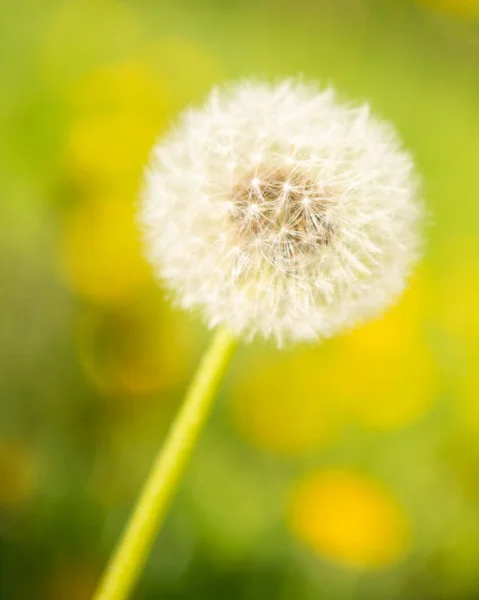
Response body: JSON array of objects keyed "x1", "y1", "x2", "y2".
[
  {"x1": 142, "y1": 79, "x2": 422, "y2": 345},
  {"x1": 95, "y1": 80, "x2": 423, "y2": 600}
]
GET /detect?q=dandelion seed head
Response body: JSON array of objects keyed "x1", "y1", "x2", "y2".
[{"x1": 141, "y1": 80, "x2": 423, "y2": 345}]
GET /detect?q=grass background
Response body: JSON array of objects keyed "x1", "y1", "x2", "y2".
[{"x1": 1, "y1": 1, "x2": 479, "y2": 598}]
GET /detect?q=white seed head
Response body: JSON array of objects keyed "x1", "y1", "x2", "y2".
[{"x1": 141, "y1": 80, "x2": 423, "y2": 345}]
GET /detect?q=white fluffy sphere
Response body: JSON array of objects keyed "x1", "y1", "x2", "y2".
[{"x1": 141, "y1": 80, "x2": 423, "y2": 345}]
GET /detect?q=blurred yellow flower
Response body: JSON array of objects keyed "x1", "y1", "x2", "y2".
[
  {"x1": 60, "y1": 195, "x2": 151, "y2": 304},
  {"x1": 231, "y1": 350, "x2": 340, "y2": 456},
  {"x1": 0, "y1": 440, "x2": 37, "y2": 506},
  {"x1": 61, "y1": 61, "x2": 173, "y2": 304},
  {"x1": 70, "y1": 62, "x2": 168, "y2": 116},
  {"x1": 289, "y1": 469, "x2": 411, "y2": 569},
  {"x1": 67, "y1": 113, "x2": 156, "y2": 179},
  {"x1": 342, "y1": 276, "x2": 428, "y2": 355},
  {"x1": 66, "y1": 61, "x2": 171, "y2": 181},
  {"x1": 40, "y1": 0, "x2": 142, "y2": 91},
  {"x1": 330, "y1": 278, "x2": 437, "y2": 430},
  {"x1": 418, "y1": 0, "x2": 479, "y2": 17},
  {"x1": 335, "y1": 339, "x2": 437, "y2": 430}
]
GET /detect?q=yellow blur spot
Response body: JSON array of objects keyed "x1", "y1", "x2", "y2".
[
  {"x1": 70, "y1": 62, "x2": 168, "y2": 116},
  {"x1": 233, "y1": 278, "x2": 436, "y2": 437},
  {"x1": 289, "y1": 470, "x2": 411, "y2": 569},
  {"x1": 343, "y1": 276, "x2": 428, "y2": 355},
  {"x1": 418, "y1": 0, "x2": 479, "y2": 17},
  {"x1": 67, "y1": 113, "x2": 157, "y2": 178},
  {"x1": 232, "y1": 350, "x2": 339, "y2": 456},
  {"x1": 458, "y1": 350, "x2": 479, "y2": 432},
  {"x1": 332, "y1": 278, "x2": 437, "y2": 429},
  {"x1": 61, "y1": 195, "x2": 151, "y2": 304},
  {"x1": 336, "y1": 339, "x2": 437, "y2": 429},
  {"x1": 0, "y1": 440, "x2": 37, "y2": 506}
]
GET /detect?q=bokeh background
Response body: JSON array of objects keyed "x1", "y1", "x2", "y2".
[{"x1": 2, "y1": 1, "x2": 479, "y2": 598}]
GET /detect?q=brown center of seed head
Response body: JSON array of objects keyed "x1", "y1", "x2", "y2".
[{"x1": 230, "y1": 164, "x2": 336, "y2": 257}]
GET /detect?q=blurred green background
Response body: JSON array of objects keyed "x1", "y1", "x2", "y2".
[{"x1": 2, "y1": 1, "x2": 479, "y2": 598}]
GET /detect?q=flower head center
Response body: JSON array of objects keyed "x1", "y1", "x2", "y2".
[{"x1": 230, "y1": 164, "x2": 336, "y2": 257}]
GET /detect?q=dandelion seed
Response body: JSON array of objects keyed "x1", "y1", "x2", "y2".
[{"x1": 141, "y1": 80, "x2": 423, "y2": 345}]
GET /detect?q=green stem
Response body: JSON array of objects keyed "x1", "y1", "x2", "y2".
[{"x1": 94, "y1": 327, "x2": 237, "y2": 600}]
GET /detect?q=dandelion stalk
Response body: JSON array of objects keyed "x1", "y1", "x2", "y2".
[{"x1": 94, "y1": 327, "x2": 237, "y2": 600}]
